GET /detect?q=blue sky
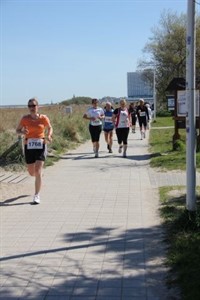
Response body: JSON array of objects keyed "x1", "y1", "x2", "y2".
[{"x1": 1, "y1": 0, "x2": 187, "y2": 105}]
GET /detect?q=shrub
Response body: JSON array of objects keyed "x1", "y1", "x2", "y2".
[
  {"x1": 173, "y1": 139, "x2": 185, "y2": 151},
  {"x1": 156, "y1": 109, "x2": 172, "y2": 117}
]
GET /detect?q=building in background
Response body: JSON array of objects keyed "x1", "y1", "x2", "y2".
[{"x1": 127, "y1": 72, "x2": 153, "y2": 104}]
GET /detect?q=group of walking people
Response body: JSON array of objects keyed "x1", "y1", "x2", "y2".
[
  {"x1": 15, "y1": 97, "x2": 151, "y2": 205},
  {"x1": 83, "y1": 97, "x2": 151, "y2": 159}
]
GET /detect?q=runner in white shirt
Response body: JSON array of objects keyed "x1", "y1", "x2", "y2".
[
  {"x1": 112, "y1": 99, "x2": 131, "y2": 158},
  {"x1": 83, "y1": 98, "x2": 104, "y2": 158},
  {"x1": 146, "y1": 103, "x2": 152, "y2": 129}
]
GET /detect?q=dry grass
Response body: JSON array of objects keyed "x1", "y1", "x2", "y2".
[
  {"x1": 0, "y1": 104, "x2": 87, "y2": 131},
  {"x1": 0, "y1": 104, "x2": 90, "y2": 170}
]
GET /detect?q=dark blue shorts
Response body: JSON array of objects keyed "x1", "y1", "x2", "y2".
[{"x1": 103, "y1": 128, "x2": 114, "y2": 133}]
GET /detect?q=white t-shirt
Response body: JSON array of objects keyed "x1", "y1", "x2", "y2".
[
  {"x1": 147, "y1": 107, "x2": 152, "y2": 120},
  {"x1": 87, "y1": 107, "x2": 104, "y2": 126},
  {"x1": 114, "y1": 108, "x2": 130, "y2": 128}
]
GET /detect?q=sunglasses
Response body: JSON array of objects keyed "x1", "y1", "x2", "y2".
[{"x1": 28, "y1": 104, "x2": 37, "y2": 108}]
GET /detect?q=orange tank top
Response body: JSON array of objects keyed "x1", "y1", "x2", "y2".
[{"x1": 19, "y1": 114, "x2": 50, "y2": 141}]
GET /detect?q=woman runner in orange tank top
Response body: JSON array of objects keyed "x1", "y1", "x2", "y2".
[{"x1": 16, "y1": 98, "x2": 53, "y2": 204}]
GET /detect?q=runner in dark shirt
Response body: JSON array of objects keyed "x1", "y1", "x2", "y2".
[{"x1": 136, "y1": 98, "x2": 149, "y2": 140}]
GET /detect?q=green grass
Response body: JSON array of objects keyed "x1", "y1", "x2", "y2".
[
  {"x1": 149, "y1": 128, "x2": 187, "y2": 170},
  {"x1": 151, "y1": 116, "x2": 174, "y2": 127},
  {"x1": 151, "y1": 118, "x2": 200, "y2": 299},
  {"x1": 159, "y1": 186, "x2": 200, "y2": 300},
  {"x1": 149, "y1": 116, "x2": 200, "y2": 170}
]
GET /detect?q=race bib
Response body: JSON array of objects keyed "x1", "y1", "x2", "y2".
[
  {"x1": 105, "y1": 116, "x2": 112, "y2": 123},
  {"x1": 91, "y1": 119, "x2": 101, "y2": 126},
  {"x1": 140, "y1": 111, "x2": 146, "y2": 117},
  {"x1": 27, "y1": 138, "x2": 44, "y2": 149}
]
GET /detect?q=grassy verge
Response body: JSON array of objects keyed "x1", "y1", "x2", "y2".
[
  {"x1": 159, "y1": 186, "x2": 200, "y2": 300},
  {"x1": 151, "y1": 116, "x2": 174, "y2": 127},
  {"x1": 149, "y1": 116, "x2": 200, "y2": 170},
  {"x1": 151, "y1": 116, "x2": 200, "y2": 299}
]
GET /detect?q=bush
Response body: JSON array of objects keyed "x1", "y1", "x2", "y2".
[
  {"x1": 156, "y1": 109, "x2": 172, "y2": 117},
  {"x1": 173, "y1": 139, "x2": 185, "y2": 151}
]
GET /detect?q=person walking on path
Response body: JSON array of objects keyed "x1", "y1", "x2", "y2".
[
  {"x1": 83, "y1": 98, "x2": 105, "y2": 158},
  {"x1": 137, "y1": 98, "x2": 149, "y2": 140},
  {"x1": 128, "y1": 102, "x2": 137, "y2": 133},
  {"x1": 103, "y1": 102, "x2": 114, "y2": 153},
  {"x1": 16, "y1": 97, "x2": 53, "y2": 204},
  {"x1": 146, "y1": 103, "x2": 152, "y2": 129},
  {"x1": 112, "y1": 99, "x2": 131, "y2": 158}
]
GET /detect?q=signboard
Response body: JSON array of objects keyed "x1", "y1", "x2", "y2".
[
  {"x1": 167, "y1": 95, "x2": 175, "y2": 111},
  {"x1": 177, "y1": 90, "x2": 199, "y2": 116}
]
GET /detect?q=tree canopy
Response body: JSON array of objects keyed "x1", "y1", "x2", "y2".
[
  {"x1": 138, "y1": 10, "x2": 200, "y2": 108},
  {"x1": 61, "y1": 96, "x2": 92, "y2": 105}
]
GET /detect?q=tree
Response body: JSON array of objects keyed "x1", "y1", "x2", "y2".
[
  {"x1": 61, "y1": 97, "x2": 92, "y2": 105},
  {"x1": 138, "y1": 10, "x2": 189, "y2": 109}
]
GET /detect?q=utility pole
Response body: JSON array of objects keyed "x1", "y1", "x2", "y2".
[
  {"x1": 186, "y1": 0, "x2": 196, "y2": 211},
  {"x1": 153, "y1": 69, "x2": 156, "y2": 119},
  {"x1": 142, "y1": 62, "x2": 156, "y2": 118}
]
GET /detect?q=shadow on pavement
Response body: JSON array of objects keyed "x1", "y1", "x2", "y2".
[
  {"x1": 59, "y1": 152, "x2": 159, "y2": 162},
  {"x1": 0, "y1": 194, "x2": 31, "y2": 206},
  {"x1": 0, "y1": 225, "x2": 180, "y2": 299},
  {"x1": 56, "y1": 139, "x2": 161, "y2": 162}
]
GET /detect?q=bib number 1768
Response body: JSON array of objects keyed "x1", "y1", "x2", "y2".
[{"x1": 27, "y1": 138, "x2": 43, "y2": 149}]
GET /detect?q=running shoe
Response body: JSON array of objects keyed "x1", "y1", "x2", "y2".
[
  {"x1": 143, "y1": 132, "x2": 146, "y2": 138},
  {"x1": 109, "y1": 148, "x2": 113, "y2": 153},
  {"x1": 118, "y1": 145, "x2": 123, "y2": 153},
  {"x1": 33, "y1": 194, "x2": 40, "y2": 204},
  {"x1": 123, "y1": 152, "x2": 127, "y2": 158},
  {"x1": 95, "y1": 152, "x2": 99, "y2": 158}
]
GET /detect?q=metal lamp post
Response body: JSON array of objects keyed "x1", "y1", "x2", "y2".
[
  {"x1": 153, "y1": 68, "x2": 156, "y2": 119},
  {"x1": 186, "y1": 0, "x2": 196, "y2": 211}
]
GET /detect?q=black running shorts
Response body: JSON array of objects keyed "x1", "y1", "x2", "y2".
[
  {"x1": 89, "y1": 124, "x2": 102, "y2": 142},
  {"x1": 24, "y1": 144, "x2": 47, "y2": 164}
]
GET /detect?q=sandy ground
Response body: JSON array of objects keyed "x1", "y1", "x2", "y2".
[{"x1": 0, "y1": 177, "x2": 33, "y2": 203}]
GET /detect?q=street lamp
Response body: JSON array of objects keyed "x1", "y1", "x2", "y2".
[
  {"x1": 186, "y1": 0, "x2": 196, "y2": 211},
  {"x1": 153, "y1": 68, "x2": 156, "y2": 119},
  {"x1": 141, "y1": 62, "x2": 156, "y2": 119}
]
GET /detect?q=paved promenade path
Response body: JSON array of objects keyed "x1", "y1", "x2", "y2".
[{"x1": 1, "y1": 128, "x2": 195, "y2": 300}]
